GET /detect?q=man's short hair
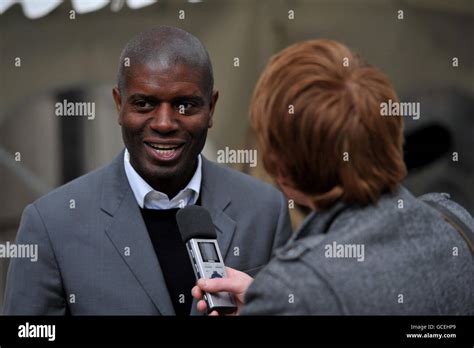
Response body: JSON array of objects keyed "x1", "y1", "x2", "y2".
[
  {"x1": 117, "y1": 26, "x2": 214, "y2": 100},
  {"x1": 250, "y1": 39, "x2": 407, "y2": 209}
]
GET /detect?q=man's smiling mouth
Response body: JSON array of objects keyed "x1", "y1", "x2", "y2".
[{"x1": 144, "y1": 141, "x2": 185, "y2": 161}]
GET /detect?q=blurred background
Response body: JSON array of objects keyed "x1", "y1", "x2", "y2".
[{"x1": 0, "y1": 0, "x2": 473, "y2": 311}]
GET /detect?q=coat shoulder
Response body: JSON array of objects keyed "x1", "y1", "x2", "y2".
[{"x1": 31, "y1": 161, "x2": 112, "y2": 216}]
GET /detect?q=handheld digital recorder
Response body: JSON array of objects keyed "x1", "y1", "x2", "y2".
[{"x1": 176, "y1": 205, "x2": 237, "y2": 314}]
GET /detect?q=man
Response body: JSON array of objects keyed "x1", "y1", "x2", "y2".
[{"x1": 3, "y1": 26, "x2": 291, "y2": 315}]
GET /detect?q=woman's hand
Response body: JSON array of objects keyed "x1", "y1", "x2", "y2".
[{"x1": 191, "y1": 266, "x2": 254, "y2": 316}]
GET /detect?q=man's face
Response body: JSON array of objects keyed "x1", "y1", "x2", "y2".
[{"x1": 113, "y1": 63, "x2": 218, "y2": 189}]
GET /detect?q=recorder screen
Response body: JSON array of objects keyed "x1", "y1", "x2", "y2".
[{"x1": 198, "y1": 242, "x2": 220, "y2": 263}]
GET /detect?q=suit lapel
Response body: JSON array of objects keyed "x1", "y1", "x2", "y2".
[
  {"x1": 100, "y1": 151, "x2": 175, "y2": 315},
  {"x1": 200, "y1": 157, "x2": 236, "y2": 259}
]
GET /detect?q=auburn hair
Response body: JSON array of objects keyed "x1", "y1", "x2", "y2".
[{"x1": 250, "y1": 39, "x2": 407, "y2": 209}]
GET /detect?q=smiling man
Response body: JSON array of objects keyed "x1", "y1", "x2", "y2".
[{"x1": 3, "y1": 26, "x2": 291, "y2": 315}]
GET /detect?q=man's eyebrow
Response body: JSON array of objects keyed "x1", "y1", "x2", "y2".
[
  {"x1": 127, "y1": 93, "x2": 155, "y2": 102},
  {"x1": 126, "y1": 93, "x2": 205, "y2": 104},
  {"x1": 171, "y1": 95, "x2": 205, "y2": 103}
]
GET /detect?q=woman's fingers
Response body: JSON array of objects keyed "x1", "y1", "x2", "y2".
[
  {"x1": 197, "y1": 300, "x2": 208, "y2": 313},
  {"x1": 191, "y1": 285, "x2": 203, "y2": 300}
]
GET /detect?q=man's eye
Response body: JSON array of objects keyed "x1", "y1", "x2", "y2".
[
  {"x1": 177, "y1": 103, "x2": 197, "y2": 114},
  {"x1": 133, "y1": 100, "x2": 152, "y2": 109}
]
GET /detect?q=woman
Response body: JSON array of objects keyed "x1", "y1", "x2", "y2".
[{"x1": 192, "y1": 39, "x2": 473, "y2": 315}]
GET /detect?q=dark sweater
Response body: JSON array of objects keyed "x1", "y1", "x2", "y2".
[{"x1": 140, "y1": 208, "x2": 196, "y2": 316}]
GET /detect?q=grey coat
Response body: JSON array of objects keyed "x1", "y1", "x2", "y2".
[
  {"x1": 241, "y1": 186, "x2": 473, "y2": 315},
  {"x1": 3, "y1": 150, "x2": 292, "y2": 315}
]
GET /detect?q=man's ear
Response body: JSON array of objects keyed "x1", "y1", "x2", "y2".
[
  {"x1": 208, "y1": 90, "x2": 219, "y2": 128},
  {"x1": 112, "y1": 87, "x2": 122, "y2": 125}
]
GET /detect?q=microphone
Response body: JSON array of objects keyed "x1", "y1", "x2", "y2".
[{"x1": 176, "y1": 205, "x2": 237, "y2": 314}]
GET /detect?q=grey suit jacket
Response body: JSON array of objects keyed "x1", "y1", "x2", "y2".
[
  {"x1": 3, "y1": 151, "x2": 291, "y2": 315},
  {"x1": 241, "y1": 186, "x2": 473, "y2": 315}
]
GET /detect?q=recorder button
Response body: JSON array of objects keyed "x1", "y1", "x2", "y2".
[{"x1": 210, "y1": 271, "x2": 223, "y2": 279}]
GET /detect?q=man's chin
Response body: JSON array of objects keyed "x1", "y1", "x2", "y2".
[
  {"x1": 137, "y1": 156, "x2": 197, "y2": 183},
  {"x1": 146, "y1": 166, "x2": 181, "y2": 180},
  {"x1": 149, "y1": 160, "x2": 191, "y2": 176}
]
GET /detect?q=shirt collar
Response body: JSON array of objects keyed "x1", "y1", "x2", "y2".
[{"x1": 123, "y1": 149, "x2": 202, "y2": 209}]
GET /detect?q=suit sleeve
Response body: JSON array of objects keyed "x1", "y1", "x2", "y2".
[
  {"x1": 270, "y1": 192, "x2": 292, "y2": 252},
  {"x1": 3, "y1": 204, "x2": 66, "y2": 315}
]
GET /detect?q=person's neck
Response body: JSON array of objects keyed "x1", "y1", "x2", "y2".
[
  {"x1": 277, "y1": 177, "x2": 317, "y2": 210},
  {"x1": 147, "y1": 161, "x2": 197, "y2": 200},
  {"x1": 149, "y1": 177, "x2": 190, "y2": 199}
]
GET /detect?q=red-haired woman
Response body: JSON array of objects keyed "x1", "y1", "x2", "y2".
[{"x1": 192, "y1": 40, "x2": 473, "y2": 315}]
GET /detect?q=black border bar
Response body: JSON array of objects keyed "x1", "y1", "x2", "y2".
[{"x1": 0, "y1": 315, "x2": 472, "y2": 345}]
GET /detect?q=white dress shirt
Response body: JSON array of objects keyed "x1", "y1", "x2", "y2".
[{"x1": 123, "y1": 149, "x2": 202, "y2": 209}]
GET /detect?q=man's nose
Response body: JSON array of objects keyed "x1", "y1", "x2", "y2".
[{"x1": 149, "y1": 103, "x2": 179, "y2": 133}]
